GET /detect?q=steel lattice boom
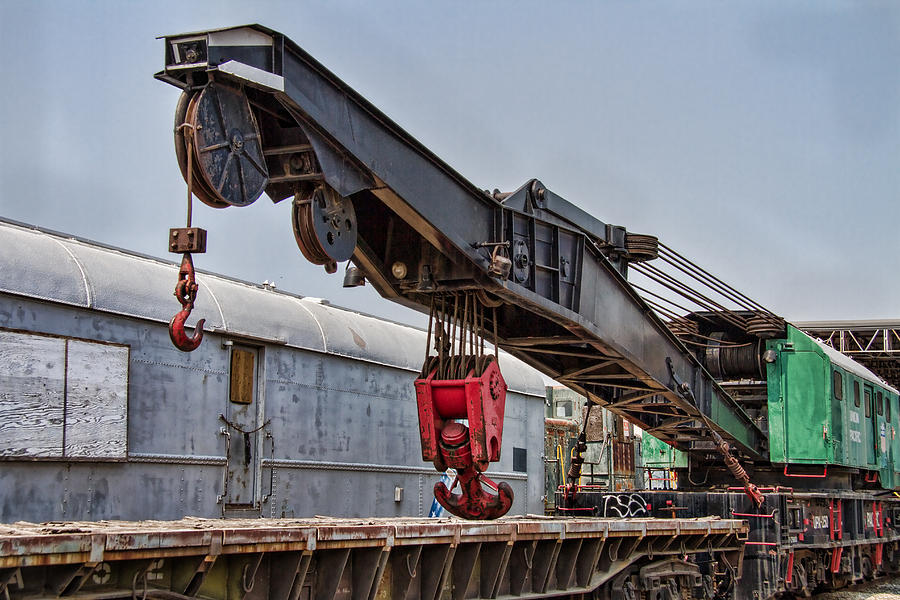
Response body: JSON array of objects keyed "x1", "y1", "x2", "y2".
[{"x1": 155, "y1": 25, "x2": 768, "y2": 468}]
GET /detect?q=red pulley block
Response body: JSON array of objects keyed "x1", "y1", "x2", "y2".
[
  {"x1": 415, "y1": 358, "x2": 507, "y2": 470},
  {"x1": 414, "y1": 358, "x2": 512, "y2": 519}
]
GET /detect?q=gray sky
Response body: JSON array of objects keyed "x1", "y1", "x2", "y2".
[{"x1": 1, "y1": 1, "x2": 897, "y2": 327}]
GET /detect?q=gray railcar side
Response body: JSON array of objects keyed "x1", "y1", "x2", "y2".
[{"x1": 0, "y1": 219, "x2": 546, "y2": 522}]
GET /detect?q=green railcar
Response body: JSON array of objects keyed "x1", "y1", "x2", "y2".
[
  {"x1": 641, "y1": 433, "x2": 685, "y2": 489},
  {"x1": 642, "y1": 433, "x2": 687, "y2": 469},
  {"x1": 766, "y1": 325, "x2": 900, "y2": 489},
  {"x1": 643, "y1": 324, "x2": 900, "y2": 491}
]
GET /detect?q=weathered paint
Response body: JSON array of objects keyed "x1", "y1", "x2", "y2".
[
  {"x1": 641, "y1": 434, "x2": 687, "y2": 470},
  {"x1": 0, "y1": 516, "x2": 747, "y2": 600},
  {"x1": 0, "y1": 219, "x2": 547, "y2": 521}
]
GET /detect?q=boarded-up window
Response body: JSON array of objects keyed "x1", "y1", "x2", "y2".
[
  {"x1": 0, "y1": 331, "x2": 128, "y2": 459},
  {"x1": 229, "y1": 347, "x2": 255, "y2": 404}
]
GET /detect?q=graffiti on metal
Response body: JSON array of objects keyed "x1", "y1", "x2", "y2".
[{"x1": 600, "y1": 493, "x2": 648, "y2": 518}]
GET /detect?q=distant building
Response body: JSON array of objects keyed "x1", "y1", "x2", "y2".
[{"x1": 543, "y1": 386, "x2": 642, "y2": 512}]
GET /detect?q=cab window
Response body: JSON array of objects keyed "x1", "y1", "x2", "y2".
[
  {"x1": 854, "y1": 381, "x2": 861, "y2": 408},
  {"x1": 877, "y1": 391, "x2": 884, "y2": 416},
  {"x1": 865, "y1": 389, "x2": 872, "y2": 418},
  {"x1": 832, "y1": 371, "x2": 843, "y2": 401}
]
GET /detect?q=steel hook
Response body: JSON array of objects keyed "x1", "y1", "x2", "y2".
[
  {"x1": 168, "y1": 253, "x2": 205, "y2": 352},
  {"x1": 433, "y1": 466, "x2": 513, "y2": 520}
]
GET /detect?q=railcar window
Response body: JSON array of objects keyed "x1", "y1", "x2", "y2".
[
  {"x1": 854, "y1": 381, "x2": 861, "y2": 408},
  {"x1": 832, "y1": 371, "x2": 843, "y2": 400},
  {"x1": 865, "y1": 390, "x2": 871, "y2": 418},
  {"x1": 888, "y1": 396, "x2": 892, "y2": 422},
  {"x1": 877, "y1": 391, "x2": 883, "y2": 416}
]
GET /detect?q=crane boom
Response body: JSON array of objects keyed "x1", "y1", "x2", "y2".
[{"x1": 156, "y1": 24, "x2": 767, "y2": 465}]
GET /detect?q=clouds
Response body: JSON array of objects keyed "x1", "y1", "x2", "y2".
[{"x1": 0, "y1": 1, "x2": 896, "y2": 324}]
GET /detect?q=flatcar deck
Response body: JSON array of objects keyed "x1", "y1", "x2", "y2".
[{"x1": 0, "y1": 516, "x2": 747, "y2": 600}]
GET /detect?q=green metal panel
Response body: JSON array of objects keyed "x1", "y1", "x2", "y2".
[
  {"x1": 642, "y1": 433, "x2": 687, "y2": 469},
  {"x1": 765, "y1": 326, "x2": 829, "y2": 464},
  {"x1": 887, "y1": 391, "x2": 899, "y2": 488},
  {"x1": 765, "y1": 337, "x2": 787, "y2": 464},
  {"x1": 829, "y1": 367, "x2": 844, "y2": 464},
  {"x1": 864, "y1": 384, "x2": 876, "y2": 466},
  {"x1": 845, "y1": 375, "x2": 868, "y2": 467},
  {"x1": 766, "y1": 326, "x2": 900, "y2": 490},
  {"x1": 872, "y1": 388, "x2": 890, "y2": 475}
]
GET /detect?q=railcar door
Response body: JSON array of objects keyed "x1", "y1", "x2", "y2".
[
  {"x1": 876, "y1": 390, "x2": 888, "y2": 472},
  {"x1": 830, "y1": 369, "x2": 845, "y2": 463},
  {"x1": 890, "y1": 393, "x2": 900, "y2": 486},
  {"x1": 864, "y1": 384, "x2": 876, "y2": 466},
  {"x1": 223, "y1": 344, "x2": 262, "y2": 510}
]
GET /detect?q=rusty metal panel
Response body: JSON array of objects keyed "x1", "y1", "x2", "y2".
[
  {"x1": 0, "y1": 516, "x2": 748, "y2": 600},
  {"x1": 229, "y1": 348, "x2": 255, "y2": 405},
  {"x1": 168, "y1": 227, "x2": 208, "y2": 254},
  {"x1": 583, "y1": 404, "x2": 604, "y2": 443},
  {"x1": 611, "y1": 441, "x2": 634, "y2": 477}
]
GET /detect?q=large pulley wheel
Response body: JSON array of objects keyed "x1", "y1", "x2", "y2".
[
  {"x1": 292, "y1": 186, "x2": 357, "y2": 268},
  {"x1": 175, "y1": 91, "x2": 228, "y2": 208},
  {"x1": 175, "y1": 83, "x2": 269, "y2": 208}
]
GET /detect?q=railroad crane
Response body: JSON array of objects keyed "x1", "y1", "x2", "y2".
[
  {"x1": 156, "y1": 23, "x2": 771, "y2": 516},
  {"x1": 155, "y1": 24, "x2": 900, "y2": 598}
]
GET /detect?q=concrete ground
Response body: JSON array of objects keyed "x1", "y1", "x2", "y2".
[{"x1": 813, "y1": 577, "x2": 900, "y2": 599}]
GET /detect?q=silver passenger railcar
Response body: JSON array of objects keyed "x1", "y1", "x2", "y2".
[{"x1": 0, "y1": 219, "x2": 546, "y2": 522}]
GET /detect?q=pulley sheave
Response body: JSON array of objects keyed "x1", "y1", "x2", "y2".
[
  {"x1": 175, "y1": 91, "x2": 228, "y2": 208},
  {"x1": 176, "y1": 83, "x2": 269, "y2": 208},
  {"x1": 292, "y1": 186, "x2": 357, "y2": 269}
]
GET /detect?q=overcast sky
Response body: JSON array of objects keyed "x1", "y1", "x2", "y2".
[{"x1": 1, "y1": 1, "x2": 897, "y2": 327}]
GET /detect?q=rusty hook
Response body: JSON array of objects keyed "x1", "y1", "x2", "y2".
[
  {"x1": 433, "y1": 465, "x2": 513, "y2": 520},
  {"x1": 169, "y1": 253, "x2": 205, "y2": 352}
]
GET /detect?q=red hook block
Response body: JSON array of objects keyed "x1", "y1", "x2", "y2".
[{"x1": 415, "y1": 358, "x2": 512, "y2": 519}]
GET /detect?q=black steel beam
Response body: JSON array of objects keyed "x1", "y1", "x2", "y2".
[{"x1": 156, "y1": 25, "x2": 766, "y2": 459}]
